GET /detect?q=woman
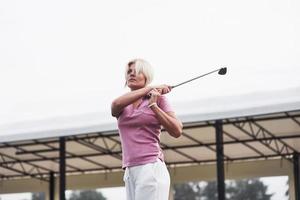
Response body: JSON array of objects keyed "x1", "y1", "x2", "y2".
[{"x1": 111, "y1": 59, "x2": 182, "y2": 200}]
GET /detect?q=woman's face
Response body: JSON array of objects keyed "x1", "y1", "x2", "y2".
[{"x1": 126, "y1": 63, "x2": 146, "y2": 90}]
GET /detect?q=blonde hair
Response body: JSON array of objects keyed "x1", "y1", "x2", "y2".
[{"x1": 125, "y1": 59, "x2": 154, "y2": 86}]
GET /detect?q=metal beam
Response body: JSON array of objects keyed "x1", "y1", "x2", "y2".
[
  {"x1": 1, "y1": 110, "x2": 299, "y2": 150},
  {"x1": 0, "y1": 152, "x2": 48, "y2": 182},
  {"x1": 59, "y1": 137, "x2": 66, "y2": 200},
  {"x1": 182, "y1": 131, "x2": 233, "y2": 161},
  {"x1": 49, "y1": 171, "x2": 55, "y2": 200},
  {"x1": 180, "y1": 112, "x2": 300, "y2": 130},
  {"x1": 1, "y1": 110, "x2": 300, "y2": 181},
  {"x1": 3, "y1": 134, "x2": 300, "y2": 166},
  {"x1": 231, "y1": 120, "x2": 295, "y2": 162},
  {"x1": 294, "y1": 153, "x2": 300, "y2": 200},
  {"x1": 251, "y1": 120, "x2": 298, "y2": 153},
  {"x1": 0, "y1": 152, "x2": 295, "y2": 180},
  {"x1": 215, "y1": 120, "x2": 225, "y2": 200},
  {"x1": 3, "y1": 142, "x2": 82, "y2": 172}
]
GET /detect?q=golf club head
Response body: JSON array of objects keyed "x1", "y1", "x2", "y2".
[{"x1": 218, "y1": 67, "x2": 227, "y2": 75}]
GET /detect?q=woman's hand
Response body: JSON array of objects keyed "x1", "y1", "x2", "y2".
[
  {"x1": 148, "y1": 88, "x2": 161, "y2": 105},
  {"x1": 153, "y1": 84, "x2": 172, "y2": 95},
  {"x1": 146, "y1": 84, "x2": 172, "y2": 99}
]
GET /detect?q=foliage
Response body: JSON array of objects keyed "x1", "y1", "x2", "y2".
[
  {"x1": 68, "y1": 190, "x2": 107, "y2": 200},
  {"x1": 174, "y1": 178, "x2": 273, "y2": 200}
]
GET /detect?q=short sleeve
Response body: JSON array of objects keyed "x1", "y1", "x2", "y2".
[{"x1": 157, "y1": 95, "x2": 174, "y2": 113}]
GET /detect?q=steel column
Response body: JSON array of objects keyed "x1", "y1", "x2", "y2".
[
  {"x1": 215, "y1": 120, "x2": 225, "y2": 200},
  {"x1": 294, "y1": 153, "x2": 300, "y2": 200},
  {"x1": 59, "y1": 137, "x2": 66, "y2": 200},
  {"x1": 49, "y1": 171, "x2": 54, "y2": 200}
]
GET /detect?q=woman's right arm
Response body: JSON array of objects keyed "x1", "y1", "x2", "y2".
[{"x1": 111, "y1": 86, "x2": 154, "y2": 118}]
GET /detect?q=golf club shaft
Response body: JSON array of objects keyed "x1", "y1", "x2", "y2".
[{"x1": 171, "y1": 68, "x2": 221, "y2": 89}]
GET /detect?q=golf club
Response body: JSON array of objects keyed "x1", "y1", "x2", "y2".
[
  {"x1": 171, "y1": 67, "x2": 227, "y2": 89},
  {"x1": 146, "y1": 67, "x2": 227, "y2": 98}
]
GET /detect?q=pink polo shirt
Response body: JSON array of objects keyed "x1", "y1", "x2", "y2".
[{"x1": 117, "y1": 95, "x2": 173, "y2": 168}]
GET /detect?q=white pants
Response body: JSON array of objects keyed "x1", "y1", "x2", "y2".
[{"x1": 123, "y1": 159, "x2": 170, "y2": 200}]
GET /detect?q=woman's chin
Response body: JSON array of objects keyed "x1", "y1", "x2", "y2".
[
  {"x1": 128, "y1": 84, "x2": 136, "y2": 90},
  {"x1": 128, "y1": 85, "x2": 144, "y2": 90}
]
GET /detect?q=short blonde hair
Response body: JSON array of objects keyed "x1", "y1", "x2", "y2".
[{"x1": 125, "y1": 59, "x2": 154, "y2": 86}]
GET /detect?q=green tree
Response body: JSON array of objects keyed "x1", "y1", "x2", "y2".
[
  {"x1": 68, "y1": 190, "x2": 107, "y2": 200},
  {"x1": 226, "y1": 179, "x2": 273, "y2": 200},
  {"x1": 174, "y1": 178, "x2": 273, "y2": 200},
  {"x1": 31, "y1": 192, "x2": 45, "y2": 200},
  {"x1": 201, "y1": 181, "x2": 218, "y2": 200},
  {"x1": 285, "y1": 179, "x2": 289, "y2": 199},
  {"x1": 174, "y1": 182, "x2": 201, "y2": 200}
]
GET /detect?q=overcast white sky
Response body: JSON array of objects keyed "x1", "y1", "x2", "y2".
[
  {"x1": 0, "y1": 0, "x2": 299, "y2": 199},
  {"x1": 0, "y1": 0, "x2": 299, "y2": 127}
]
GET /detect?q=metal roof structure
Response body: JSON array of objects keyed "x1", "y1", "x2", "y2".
[
  {"x1": 1, "y1": 88, "x2": 300, "y2": 200},
  {"x1": 0, "y1": 109, "x2": 300, "y2": 180}
]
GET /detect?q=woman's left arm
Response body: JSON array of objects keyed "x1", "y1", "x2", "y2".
[{"x1": 150, "y1": 105, "x2": 183, "y2": 138}]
